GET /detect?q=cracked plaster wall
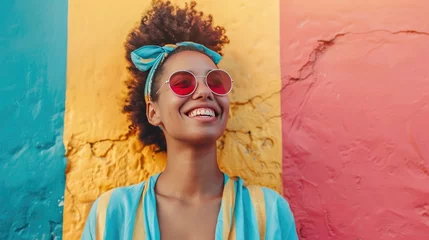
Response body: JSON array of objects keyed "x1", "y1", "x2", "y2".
[
  {"x1": 63, "y1": 0, "x2": 282, "y2": 239},
  {"x1": 281, "y1": 0, "x2": 429, "y2": 239}
]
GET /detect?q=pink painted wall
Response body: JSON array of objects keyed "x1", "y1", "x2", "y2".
[{"x1": 280, "y1": 1, "x2": 429, "y2": 239}]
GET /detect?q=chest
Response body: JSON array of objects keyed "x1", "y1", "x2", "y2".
[{"x1": 156, "y1": 197, "x2": 221, "y2": 240}]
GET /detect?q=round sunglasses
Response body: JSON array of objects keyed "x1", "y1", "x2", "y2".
[{"x1": 155, "y1": 69, "x2": 233, "y2": 97}]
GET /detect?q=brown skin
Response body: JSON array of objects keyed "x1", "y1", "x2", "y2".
[{"x1": 146, "y1": 51, "x2": 229, "y2": 240}]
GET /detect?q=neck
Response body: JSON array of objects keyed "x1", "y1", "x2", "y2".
[{"x1": 155, "y1": 141, "x2": 224, "y2": 202}]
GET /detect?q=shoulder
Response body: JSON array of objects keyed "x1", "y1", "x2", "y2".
[
  {"x1": 232, "y1": 177, "x2": 291, "y2": 207},
  {"x1": 95, "y1": 181, "x2": 146, "y2": 202},
  {"x1": 81, "y1": 181, "x2": 147, "y2": 239},
  {"x1": 238, "y1": 181, "x2": 298, "y2": 239},
  {"x1": 231, "y1": 176, "x2": 295, "y2": 218},
  {"x1": 259, "y1": 187, "x2": 294, "y2": 218},
  {"x1": 85, "y1": 180, "x2": 147, "y2": 224},
  {"x1": 94, "y1": 181, "x2": 146, "y2": 212},
  {"x1": 244, "y1": 183, "x2": 293, "y2": 214}
]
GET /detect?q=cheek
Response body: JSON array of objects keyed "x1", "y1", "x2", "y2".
[
  {"x1": 158, "y1": 95, "x2": 187, "y2": 119},
  {"x1": 217, "y1": 97, "x2": 230, "y2": 113}
]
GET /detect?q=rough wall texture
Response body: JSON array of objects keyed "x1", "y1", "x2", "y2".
[
  {"x1": 5, "y1": 0, "x2": 427, "y2": 239},
  {"x1": 281, "y1": 0, "x2": 429, "y2": 239},
  {"x1": 63, "y1": 0, "x2": 282, "y2": 239},
  {"x1": 0, "y1": 0, "x2": 67, "y2": 239}
]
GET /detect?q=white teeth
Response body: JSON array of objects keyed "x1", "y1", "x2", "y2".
[{"x1": 188, "y1": 108, "x2": 216, "y2": 117}]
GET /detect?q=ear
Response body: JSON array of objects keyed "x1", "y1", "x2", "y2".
[{"x1": 146, "y1": 101, "x2": 162, "y2": 126}]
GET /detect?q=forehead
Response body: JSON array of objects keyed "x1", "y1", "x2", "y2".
[{"x1": 161, "y1": 50, "x2": 217, "y2": 75}]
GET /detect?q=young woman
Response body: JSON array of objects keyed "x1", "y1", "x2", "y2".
[{"x1": 82, "y1": 1, "x2": 298, "y2": 239}]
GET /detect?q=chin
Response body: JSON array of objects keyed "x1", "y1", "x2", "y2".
[{"x1": 185, "y1": 130, "x2": 224, "y2": 146}]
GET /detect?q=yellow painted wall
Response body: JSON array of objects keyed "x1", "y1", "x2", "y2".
[{"x1": 63, "y1": 0, "x2": 281, "y2": 238}]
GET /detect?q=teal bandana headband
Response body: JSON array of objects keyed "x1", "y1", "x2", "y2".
[{"x1": 130, "y1": 41, "x2": 222, "y2": 102}]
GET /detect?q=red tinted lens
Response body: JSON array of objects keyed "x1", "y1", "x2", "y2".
[
  {"x1": 169, "y1": 71, "x2": 196, "y2": 96},
  {"x1": 206, "y1": 70, "x2": 232, "y2": 95}
]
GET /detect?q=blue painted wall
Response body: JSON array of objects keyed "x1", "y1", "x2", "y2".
[{"x1": 0, "y1": 0, "x2": 67, "y2": 239}]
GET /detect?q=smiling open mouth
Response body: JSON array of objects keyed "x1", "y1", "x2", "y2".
[{"x1": 187, "y1": 108, "x2": 217, "y2": 117}]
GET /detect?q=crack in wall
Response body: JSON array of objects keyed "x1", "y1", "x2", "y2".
[
  {"x1": 13, "y1": 224, "x2": 29, "y2": 233},
  {"x1": 284, "y1": 29, "x2": 429, "y2": 87},
  {"x1": 64, "y1": 184, "x2": 82, "y2": 225},
  {"x1": 65, "y1": 130, "x2": 133, "y2": 157}
]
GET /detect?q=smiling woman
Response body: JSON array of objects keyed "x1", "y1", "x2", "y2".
[{"x1": 80, "y1": 1, "x2": 298, "y2": 239}]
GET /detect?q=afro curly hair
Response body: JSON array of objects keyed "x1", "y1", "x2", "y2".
[{"x1": 123, "y1": 0, "x2": 229, "y2": 152}]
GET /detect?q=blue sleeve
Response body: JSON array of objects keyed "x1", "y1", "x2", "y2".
[
  {"x1": 81, "y1": 199, "x2": 99, "y2": 240},
  {"x1": 263, "y1": 188, "x2": 299, "y2": 240}
]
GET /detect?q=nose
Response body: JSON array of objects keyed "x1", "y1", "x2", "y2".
[{"x1": 192, "y1": 77, "x2": 213, "y2": 100}]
